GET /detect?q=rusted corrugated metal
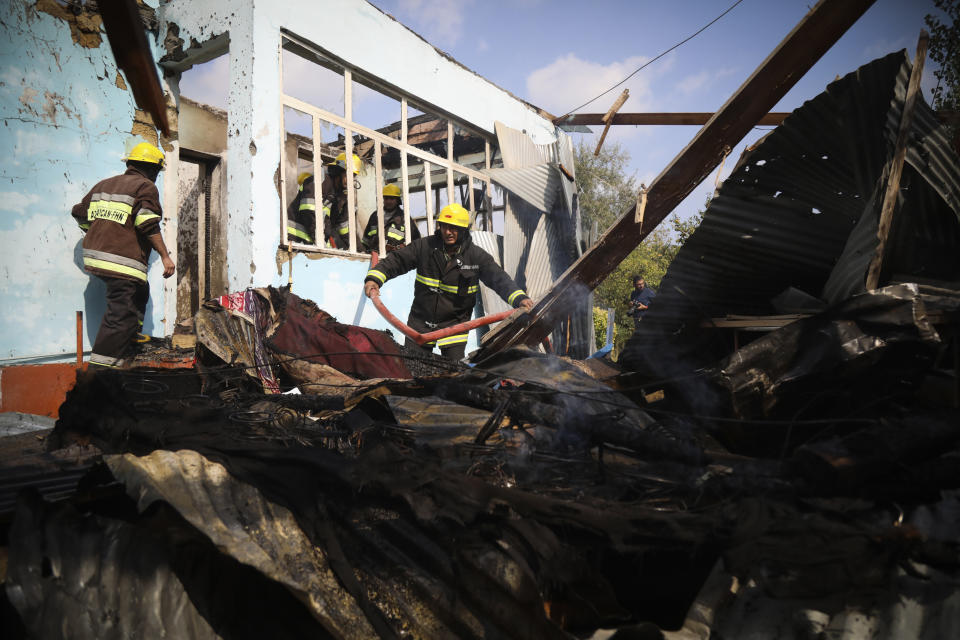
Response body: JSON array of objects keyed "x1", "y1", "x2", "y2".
[{"x1": 628, "y1": 51, "x2": 960, "y2": 350}]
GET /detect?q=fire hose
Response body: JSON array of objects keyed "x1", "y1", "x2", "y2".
[{"x1": 365, "y1": 251, "x2": 516, "y2": 346}]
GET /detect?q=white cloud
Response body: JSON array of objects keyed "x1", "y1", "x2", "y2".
[
  {"x1": 178, "y1": 55, "x2": 230, "y2": 110},
  {"x1": 677, "y1": 71, "x2": 710, "y2": 95},
  {"x1": 526, "y1": 53, "x2": 658, "y2": 117},
  {"x1": 0, "y1": 191, "x2": 41, "y2": 213},
  {"x1": 676, "y1": 66, "x2": 738, "y2": 96},
  {"x1": 395, "y1": 0, "x2": 471, "y2": 47}
]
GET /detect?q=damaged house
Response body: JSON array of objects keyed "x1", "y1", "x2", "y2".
[
  {"x1": 0, "y1": 0, "x2": 591, "y2": 417},
  {"x1": 2, "y1": 0, "x2": 960, "y2": 639}
]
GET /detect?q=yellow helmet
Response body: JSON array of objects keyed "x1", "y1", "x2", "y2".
[
  {"x1": 125, "y1": 142, "x2": 165, "y2": 169},
  {"x1": 382, "y1": 184, "x2": 402, "y2": 198},
  {"x1": 437, "y1": 203, "x2": 470, "y2": 229},
  {"x1": 327, "y1": 152, "x2": 361, "y2": 175},
  {"x1": 296, "y1": 172, "x2": 313, "y2": 186}
]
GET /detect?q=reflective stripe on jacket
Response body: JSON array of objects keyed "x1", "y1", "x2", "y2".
[
  {"x1": 287, "y1": 178, "x2": 316, "y2": 243},
  {"x1": 71, "y1": 166, "x2": 162, "y2": 282},
  {"x1": 364, "y1": 229, "x2": 529, "y2": 331},
  {"x1": 362, "y1": 208, "x2": 421, "y2": 251}
]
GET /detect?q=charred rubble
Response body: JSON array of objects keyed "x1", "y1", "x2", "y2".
[
  {"x1": 4, "y1": 51, "x2": 960, "y2": 639},
  {"x1": 3, "y1": 281, "x2": 960, "y2": 639}
]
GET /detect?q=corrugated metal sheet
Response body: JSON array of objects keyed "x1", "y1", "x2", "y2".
[
  {"x1": 494, "y1": 121, "x2": 592, "y2": 356},
  {"x1": 483, "y1": 164, "x2": 562, "y2": 214},
  {"x1": 624, "y1": 51, "x2": 960, "y2": 362},
  {"x1": 470, "y1": 230, "x2": 513, "y2": 342}
]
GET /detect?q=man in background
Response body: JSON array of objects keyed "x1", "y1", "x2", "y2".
[{"x1": 627, "y1": 275, "x2": 655, "y2": 330}]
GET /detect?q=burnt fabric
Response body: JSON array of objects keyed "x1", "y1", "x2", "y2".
[
  {"x1": 267, "y1": 292, "x2": 411, "y2": 380},
  {"x1": 91, "y1": 276, "x2": 148, "y2": 366}
]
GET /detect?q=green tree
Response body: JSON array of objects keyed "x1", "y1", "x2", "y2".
[
  {"x1": 575, "y1": 141, "x2": 705, "y2": 357},
  {"x1": 576, "y1": 140, "x2": 638, "y2": 235},
  {"x1": 926, "y1": 0, "x2": 960, "y2": 113}
]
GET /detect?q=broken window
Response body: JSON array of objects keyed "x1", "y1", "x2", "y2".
[
  {"x1": 278, "y1": 34, "x2": 496, "y2": 256},
  {"x1": 174, "y1": 53, "x2": 230, "y2": 320}
]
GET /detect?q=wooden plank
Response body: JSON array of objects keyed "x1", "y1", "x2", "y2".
[
  {"x1": 424, "y1": 161, "x2": 434, "y2": 235},
  {"x1": 557, "y1": 112, "x2": 790, "y2": 127},
  {"x1": 344, "y1": 70, "x2": 357, "y2": 252},
  {"x1": 474, "y1": 0, "x2": 877, "y2": 359},
  {"x1": 865, "y1": 31, "x2": 928, "y2": 290},
  {"x1": 312, "y1": 113, "x2": 324, "y2": 247},
  {"x1": 447, "y1": 122, "x2": 455, "y2": 212},
  {"x1": 374, "y1": 141, "x2": 386, "y2": 256},
  {"x1": 401, "y1": 99, "x2": 412, "y2": 243},
  {"x1": 594, "y1": 89, "x2": 630, "y2": 156},
  {"x1": 281, "y1": 94, "x2": 491, "y2": 183},
  {"x1": 100, "y1": 0, "x2": 170, "y2": 136}
]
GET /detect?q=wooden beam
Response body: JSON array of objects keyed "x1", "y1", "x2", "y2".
[
  {"x1": 865, "y1": 31, "x2": 929, "y2": 291},
  {"x1": 556, "y1": 112, "x2": 791, "y2": 127},
  {"x1": 100, "y1": 0, "x2": 170, "y2": 137},
  {"x1": 474, "y1": 0, "x2": 877, "y2": 359},
  {"x1": 594, "y1": 89, "x2": 630, "y2": 156}
]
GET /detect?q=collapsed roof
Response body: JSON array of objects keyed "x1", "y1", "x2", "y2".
[{"x1": 622, "y1": 50, "x2": 960, "y2": 374}]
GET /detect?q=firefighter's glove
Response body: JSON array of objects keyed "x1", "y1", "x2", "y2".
[
  {"x1": 364, "y1": 281, "x2": 380, "y2": 299},
  {"x1": 519, "y1": 298, "x2": 535, "y2": 311}
]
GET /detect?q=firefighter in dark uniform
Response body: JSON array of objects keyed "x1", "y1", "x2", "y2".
[
  {"x1": 286, "y1": 171, "x2": 318, "y2": 244},
  {"x1": 362, "y1": 183, "x2": 420, "y2": 253},
  {"x1": 286, "y1": 152, "x2": 361, "y2": 249},
  {"x1": 323, "y1": 152, "x2": 361, "y2": 250},
  {"x1": 363, "y1": 203, "x2": 534, "y2": 361},
  {"x1": 71, "y1": 142, "x2": 175, "y2": 367}
]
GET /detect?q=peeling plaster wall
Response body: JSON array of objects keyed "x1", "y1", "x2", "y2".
[
  {"x1": 161, "y1": 0, "x2": 554, "y2": 348},
  {"x1": 0, "y1": 0, "x2": 170, "y2": 362}
]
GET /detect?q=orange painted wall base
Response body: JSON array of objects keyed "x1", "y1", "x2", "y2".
[{"x1": 0, "y1": 363, "x2": 86, "y2": 419}]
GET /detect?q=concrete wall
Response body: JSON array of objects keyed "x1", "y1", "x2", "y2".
[
  {"x1": 179, "y1": 97, "x2": 228, "y2": 154},
  {"x1": 0, "y1": 0, "x2": 171, "y2": 362}
]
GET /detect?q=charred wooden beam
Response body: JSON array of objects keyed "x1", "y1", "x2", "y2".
[
  {"x1": 865, "y1": 31, "x2": 929, "y2": 290},
  {"x1": 100, "y1": 0, "x2": 170, "y2": 137},
  {"x1": 556, "y1": 112, "x2": 790, "y2": 127},
  {"x1": 475, "y1": 0, "x2": 877, "y2": 357}
]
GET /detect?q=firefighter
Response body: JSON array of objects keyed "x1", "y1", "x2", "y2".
[
  {"x1": 363, "y1": 203, "x2": 534, "y2": 361},
  {"x1": 71, "y1": 142, "x2": 175, "y2": 368},
  {"x1": 362, "y1": 183, "x2": 420, "y2": 253},
  {"x1": 322, "y1": 152, "x2": 361, "y2": 250},
  {"x1": 286, "y1": 171, "x2": 317, "y2": 244}
]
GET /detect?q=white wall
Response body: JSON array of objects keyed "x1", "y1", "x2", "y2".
[
  {"x1": 161, "y1": 0, "x2": 555, "y2": 352},
  {"x1": 0, "y1": 0, "x2": 170, "y2": 362},
  {"x1": 0, "y1": 0, "x2": 552, "y2": 363}
]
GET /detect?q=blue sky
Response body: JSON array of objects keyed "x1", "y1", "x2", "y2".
[
  {"x1": 180, "y1": 0, "x2": 946, "y2": 227},
  {"x1": 368, "y1": 0, "x2": 945, "y2": 224}
]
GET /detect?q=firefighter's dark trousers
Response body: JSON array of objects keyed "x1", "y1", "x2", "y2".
[
  {"x1": 90, "y1": 276, "x2": 149, "y2": 367},
  {"x1": 404, "y1": 336, "x2": 466, "y2": 362}
]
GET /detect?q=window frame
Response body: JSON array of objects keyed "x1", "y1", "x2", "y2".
[{"x1": 279, "y1": 33, "x2": 497, "y2": 256}]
